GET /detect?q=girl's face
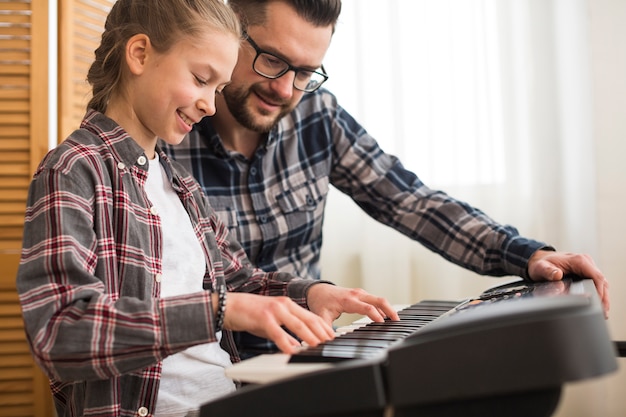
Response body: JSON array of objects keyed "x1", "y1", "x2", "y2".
[{"x1": 113, "y1": 29, "x2": 239, "y2": 156}]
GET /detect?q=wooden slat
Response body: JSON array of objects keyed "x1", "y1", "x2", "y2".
[
  {"x1": 0, "y1": 89, "x2": 29, "y2": 102},
  {"x1": 0, "y1": 407, "x2": 34, "y2": 417},
  {"x1": 0, "y1": 101, "x2": 29, "y2": 112},
  {"x1": 0, "y1": 392, "x2": 33, "y2": 406},
  {"x1": 0, "y1": 37, "x2": 30, "y2": 48},
  {"x1": 0, "y1": 151, "x2": 28, "y2": 162},
  {"x1": 0, "y1": 392, "x2": 33, "y2": 407},
  {"x1": 0, "y1": 354, "x2": 34, "y2": 368},
  {"x1": 0, "y1": 198, "x2": 26, "y2": 209},
  {"x1": 0, "y1": 126, "x2": 29, "y2": 139},
  {"x1": 0, "y1": 304, "x2": 22, "y2": 318},
  {"x1": 0, "y1": 26, "x2": 30, "y2": 37},
  {"x1": 0, "y1": 188, "x2": 27, "y2": 199},
  {"x1": 0, "y1": 380, "x2": 32, "y2": 393},
  {"x1": 0, "y1": 173, "x2": 29, "y2": 184},
  {"x1": 0, "y1": 77, "x2": 30, "y2": 89},
  {"x1": 0, "y1": 366, "x2": 32, "y2": 380},
  {"x1": 0, "y1": 289, "x2": 19, "y2": 302},
  {"x1": 0, "y1": 113, "x2": 28, "y2": 124},
  {"x1": 0, "y1": 240, "x2": 23, "y2": 251},
  {"x1": 0, "y1": 163, "x2": 29, "y2": 175},
  {"x1": 0, "y1": 14, "x2": 30, "y2": 24},
  {"x1": 0, "y1": 229, "x2": 24, "y2": 242},
  {"x1": 0, "y1": 329, "x2": 28, "y2": 342},
  {"x1": 0, "y1": 341, "x2": 30, "y2": 355},
  {"x1": 0, "y1": 50, "x2": 30, "y2": 60},
  {"x1": 0, "y1": 323, "x2": 27, "y2": 340},
  {"x1": 0, "y1": 2, "x2": 31, "y2": 11},
  {"x1": 0, "y1": 214, "x2": 25, "y2": 226},
  {"x1": 0, "y1": 406, "x2": 34, "y2": 417},
  {"x1": 0, "y1": 65, "x2": 30, "y2": 76}
]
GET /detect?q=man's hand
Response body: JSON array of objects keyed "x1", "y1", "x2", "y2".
[
  {"x1": 527, "y1": 250, "x2": 609, "y2": 317},
  {"x1": 222, "y1": 292, "x2": 335, "y2": 354},
  {"x1": 306, "y1": 284, "x2": 401, "y2": 325}
]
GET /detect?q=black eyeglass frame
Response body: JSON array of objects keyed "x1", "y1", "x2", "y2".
[{"x1": 243, "y1": 31, "x2": 328, "y2": 93}]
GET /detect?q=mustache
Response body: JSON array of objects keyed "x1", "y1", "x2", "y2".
[{"x1": 249, "y1": 85, "x2": 288, "y2": 107}]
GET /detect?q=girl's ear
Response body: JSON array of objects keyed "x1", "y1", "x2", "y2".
[{"x1": 126, "y1": 34, "x2": 151, "y2": 75}]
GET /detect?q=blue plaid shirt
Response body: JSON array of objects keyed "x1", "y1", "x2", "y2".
[{"x1": 162, "y1": 88, "x2": 547, "y2": 354}]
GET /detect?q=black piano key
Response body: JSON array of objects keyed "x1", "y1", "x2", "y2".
[
  {"x1": 322, "y1": 338, "x2": 392, "y2": 348},
  {"x1": 289, "y1": 299, "x2": 461, "y2": 363},
  {"x1": 365, "y1": 320, "x2": 428, "y2": 327},
  {"x1": 351, "y1": 327, "x2": 416, "y2": 334},
  {"x1": 337, "y1": 332, "x2": 406, "y2": 341}
]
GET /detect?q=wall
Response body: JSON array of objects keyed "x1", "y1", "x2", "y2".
[{"x1": 556, "y1": 0, "x2": 626, "y2": 416}]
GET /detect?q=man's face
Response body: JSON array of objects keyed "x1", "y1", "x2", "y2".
[{"x1": 220, "y1": 1, "x2": 333, "y2": 133}]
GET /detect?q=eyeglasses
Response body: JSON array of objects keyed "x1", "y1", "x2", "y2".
[{"x1": 243, "y1": 31, "x2": 328, "y2": 93}]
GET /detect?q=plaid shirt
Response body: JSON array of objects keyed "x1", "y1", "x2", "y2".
[
  {"x1": 16, "y1": 110, "x2": 318, "y2": 417},
  {"x1": 162, "y1": 88, "x2": 547, "y2": 356},
  {"x1": 163, "y1": 88, "x2": 546, "y2": 282}
]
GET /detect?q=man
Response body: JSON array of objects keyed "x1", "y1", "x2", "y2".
[{"x1": 162, "y1": 0, "x2": 609, "y2": 357}]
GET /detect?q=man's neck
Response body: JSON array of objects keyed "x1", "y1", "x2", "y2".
[{"x1": 212, "y1": 110, "x2": 265, "y2": 160}]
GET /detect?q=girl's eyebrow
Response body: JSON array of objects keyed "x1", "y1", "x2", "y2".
[
  {"x1": 217, "y1": 81, "x2": 231, "y2": 93},
  {"x1": 197, "y1": 63, "x2": 219, "y2": 83}
]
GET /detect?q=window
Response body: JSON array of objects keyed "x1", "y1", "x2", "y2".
[{"x1": 325, "y1": 0, "x2": 505, "y2": 186}]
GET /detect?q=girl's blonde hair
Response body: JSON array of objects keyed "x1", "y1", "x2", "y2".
[{"x1": 87, "y1": 0, "x2": 241, "y2": 113}]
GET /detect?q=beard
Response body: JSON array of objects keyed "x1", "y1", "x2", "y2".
[{"x1": 222, "y1": 83, "x2": 295, "y2": 133}]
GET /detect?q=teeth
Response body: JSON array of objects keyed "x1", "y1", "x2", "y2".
[{"x1": 178, "y1": 110, "x2": 193, "y2": 126}]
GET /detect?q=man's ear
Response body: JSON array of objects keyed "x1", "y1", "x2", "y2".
[{"x1": 126, "y1": 33, "x2": 151, "y2": 75}]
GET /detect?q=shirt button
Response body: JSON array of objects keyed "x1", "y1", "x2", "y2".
[
  {"x1": 137, "y1": 407, "x2": 149, "y2": 417},
  {"x1": 155, "y1": 274, "x2": 162, "y2": 283},
  {"x1": 137, "y1": 155, "x2": 147, "y2": 165},
  {"x1": 150, "y1": 206, "x2": 158, "y2": 215},
  {"x1": 258, "y1": 215, "x2": 267, "y2": 223},
  {"x1": 249, "y1": 167, "x2": 257, "y2": 176},
  {"x1": 117, "y1": 162, "x2": 126, "y2": 170}
]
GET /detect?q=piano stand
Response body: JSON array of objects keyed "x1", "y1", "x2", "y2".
[{"x1": 393, "y1": 387, "x2": 561, "y2": 417}]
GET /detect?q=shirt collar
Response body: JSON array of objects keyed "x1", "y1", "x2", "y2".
[
  {"x1": 81, "y1": 109, "x2": 148, "y2": 171},
  {"x1": 195, "y1": 116, "x2": 283, "y2": 158}
]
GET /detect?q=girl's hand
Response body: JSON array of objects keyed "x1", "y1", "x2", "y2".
[{"x1": 222, "y1": 292, "x2": 336, "y2": 354}]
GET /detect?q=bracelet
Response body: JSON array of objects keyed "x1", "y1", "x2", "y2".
[{"x1": 215, "y1": 284, "x2": 227, "y2": 333}]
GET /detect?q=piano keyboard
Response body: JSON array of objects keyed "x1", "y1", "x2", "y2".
[
  {"x1": 290, "y1": 300, "x2": 461, "y2": 363},
  {"x1": 206, "y1": 278, "x2": 618, "y2": 417},
  {"x1": 223, "y1": 300, "x2": 461, "y2": 384}
]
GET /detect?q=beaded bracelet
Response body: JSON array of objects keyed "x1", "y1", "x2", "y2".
[{"x1": 215, "y1": 284, "x2": 227, "y2": 333}]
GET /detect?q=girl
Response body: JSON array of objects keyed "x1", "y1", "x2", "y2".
[{"x1": 15, "y1": 0, "x2": 356, "y2": 415}]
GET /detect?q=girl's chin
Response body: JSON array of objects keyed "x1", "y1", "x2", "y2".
[{"x1": 161, "y1": 135, "x2": 186, "y2": 146}]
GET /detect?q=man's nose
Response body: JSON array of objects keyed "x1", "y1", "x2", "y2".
[{"x1": 268, "y1": 71, "x2": 296, "y2": 100}]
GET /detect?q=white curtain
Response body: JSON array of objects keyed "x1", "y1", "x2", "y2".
[{"x1": 320, "y1": 0, "x2": 597, "y2": 303}]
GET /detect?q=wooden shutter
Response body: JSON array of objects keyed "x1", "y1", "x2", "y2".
[
  {"x1": 58, "y1": 0, "x2": 114, "y2": 142},
  {"x1": 0, "y1": 1, "x2": 113, "y2": 415},
  {"x1": 0, "y1": 0, "x2": 52, "y2": 416}
]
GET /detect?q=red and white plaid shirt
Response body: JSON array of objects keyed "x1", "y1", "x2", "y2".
[{"x1": 17, "y1": 110, "x2": 318, "y2": 417}]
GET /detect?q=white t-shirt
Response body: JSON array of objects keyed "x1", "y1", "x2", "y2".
[{"x1": 146, "y1": 154, "x2": 236, "y2": 417}]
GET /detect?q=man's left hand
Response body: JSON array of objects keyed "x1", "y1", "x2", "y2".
[{"x1": 527, "y1": 250, "x2": 609, "y2": 318}]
